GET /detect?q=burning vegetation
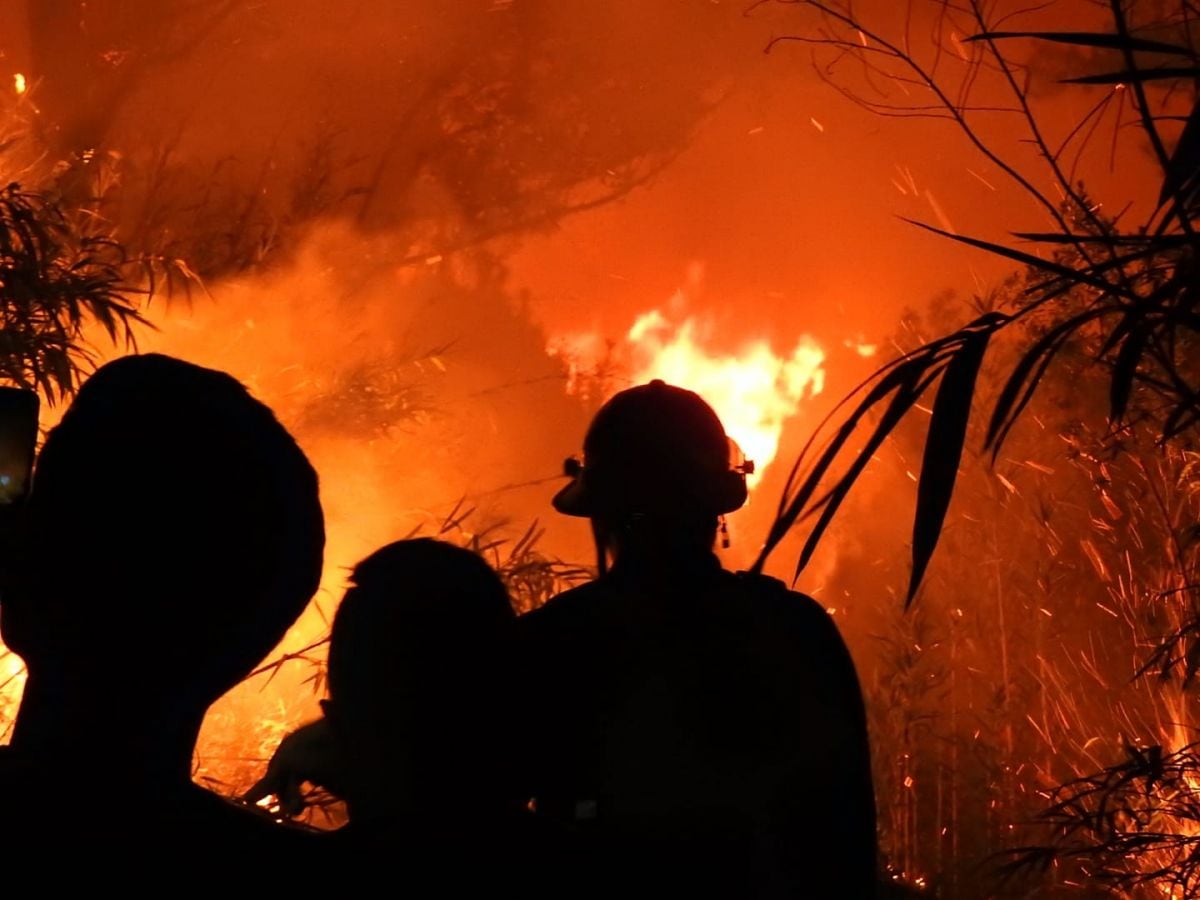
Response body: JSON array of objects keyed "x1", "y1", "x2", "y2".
[{"x1": 0, "y1": 0, "x2": 1199, "y2": 896}]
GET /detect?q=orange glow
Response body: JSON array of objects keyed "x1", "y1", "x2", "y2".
[
  {"x1": 0, "y1": 4, "x2": 1193, "y2": 888},
  {"x1": 0, "y1": 650, "x2": 22, "y2": 743}
]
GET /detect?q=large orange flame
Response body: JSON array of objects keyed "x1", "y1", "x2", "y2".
[
  {"x1": 625, "y1": 307, "x2": 824, "y2": 486},
  {"x1": 551, "y1": 292, "x2": 826, "y2": 489}
]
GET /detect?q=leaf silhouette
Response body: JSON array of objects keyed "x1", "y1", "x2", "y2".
[
  {"x1": 1159, "y1": 100, "x2": 1200, "y2": 209},
  {"x1": 1108, "y1": 322, "x2": 1148, "y2": 425},
  {"x1": 792, "y1": 367, "x2": 943, "y2": 581},
  {"x1": 908, "y1": 325, "x2": 992, "y2": 604},
  {"x1": 1062, "y1": 66, "x2": 1200, "y2": 85},
  {"x1": 966, "y1": 31, "x2": 1194, "y2": 57}
]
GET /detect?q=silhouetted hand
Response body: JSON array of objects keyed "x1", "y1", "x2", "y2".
[{"x1": 243, "y1": 718, "x2": 342, "y2": 817}]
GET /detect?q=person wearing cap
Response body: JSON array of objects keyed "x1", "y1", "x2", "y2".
[{"x1": 518, "y1": 379, "x2": 878, "y2": 898}]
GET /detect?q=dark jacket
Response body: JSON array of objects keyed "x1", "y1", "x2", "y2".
[{"x1": 517, "y1": 558, "x2": 878, "y2": 898}]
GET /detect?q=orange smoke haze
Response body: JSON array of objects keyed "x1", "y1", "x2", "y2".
[{"x1": 0, "y1": 3, "x2": 1193, "y2": 891}]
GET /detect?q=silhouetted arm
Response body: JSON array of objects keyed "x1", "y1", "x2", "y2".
[
  {"x1": 771, "y1": 595, "x2": 879, "y2": 899},
  {"x1": 243, "y1": 718, "x2": 343, "y2": 816}
]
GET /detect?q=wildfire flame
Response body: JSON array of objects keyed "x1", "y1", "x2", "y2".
[
  {"x1": 552, "y1": 295, "x2": 826, "y2": 489},
  {"x1": 12, "y1": 73, "x2": 25, "y2": 96}
]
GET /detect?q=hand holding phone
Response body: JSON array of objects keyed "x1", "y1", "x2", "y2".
[{"x1": 0, "y1": 387, "x2": 39, "y2": 507}]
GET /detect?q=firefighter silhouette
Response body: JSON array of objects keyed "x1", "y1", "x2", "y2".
[{"x1": 519, "y1": 379, "x2": 879, "y2": 898}]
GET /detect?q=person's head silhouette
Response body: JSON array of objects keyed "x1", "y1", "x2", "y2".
[
  {"x1": 552, "y1": 380, "x2": 750, "y2": 574},
  {"x1": 1, "y1": 353, "x2": 324, "y2": 787},
  {"x1": 322, "y1": 538, "x2": 515, "y2": 829}
]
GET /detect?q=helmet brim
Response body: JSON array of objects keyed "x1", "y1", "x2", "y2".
[{"x1": 551, "y1": 478, "x2": 591, "y2": 517}]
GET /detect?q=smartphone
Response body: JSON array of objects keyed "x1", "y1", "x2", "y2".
[{"x1": 0, "y1": 387, "x2": 39, "y2": 506}]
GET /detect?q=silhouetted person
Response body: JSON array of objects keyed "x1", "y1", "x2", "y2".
[
  {"x1": 324, "y1": 540, "x2": 518, "y2": 838},
  {"x1": 247, "y1": 539, "x2": 571, "y2": 891},
  {"x1": 0, "y1": 354, "x2": 324, "y2": 856},
  {"x1": 518, "y1": 380, "x2": 878, "y2": 898}
]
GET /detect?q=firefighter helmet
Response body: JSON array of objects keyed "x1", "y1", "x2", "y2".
[{"x1": 553, "y1": 380, "x2": 752, "y2": 519}]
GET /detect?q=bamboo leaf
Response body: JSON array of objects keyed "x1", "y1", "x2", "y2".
[
  {"x1": 1108, "y1": 323, "x2": 1148, "y2": 424},
  {"x1": 965, "y1": 31, "x2": 1194, "y2": 57},
  {"x1": 794, "y1": 369, "x2": 942, "y2": 581},
  {"x1": 1062, "y1": 67, "x2": 1200, "y2": 85},
  {"x1": 1159, "y1": 99, "x2": 1200, "y2": 209},
  {"x1": 908, "y1": 328, "x2": 991, "y2": 604},
  {"x1": 1164, "y1": 402, "x2": 1200, "y2": 440},
  {"x1": 986, "y1": 308, "x2": 1118, "y2": 454},
  {"x1": 901, "y1": 218, "x2": 1135, "y2": 300},
  {"x1": 755, "y1": 349, "x2": 949, "y2": 570},
  {"x1": 1011, "y1": 232, "x2": 1183, "y2": 248}
]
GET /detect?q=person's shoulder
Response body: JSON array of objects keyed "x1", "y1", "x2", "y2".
[
  {"x1": 726, "y1": 570, "x2": 828, "y2": 617},
  {"x1": 724, "y1": 570, "x2": 849, "y2": 643},
  {"x1": 519, "y1": 578, "x2": 607, "y2": 629}
]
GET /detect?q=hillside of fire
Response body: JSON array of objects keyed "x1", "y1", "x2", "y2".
[{"x1": 0, "y1": 1, "x2": 1198, "y2": 896}]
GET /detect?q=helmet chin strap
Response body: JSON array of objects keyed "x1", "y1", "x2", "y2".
[{"x1": 591, "y1": 518, "x2": 611, "y2": 577}]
